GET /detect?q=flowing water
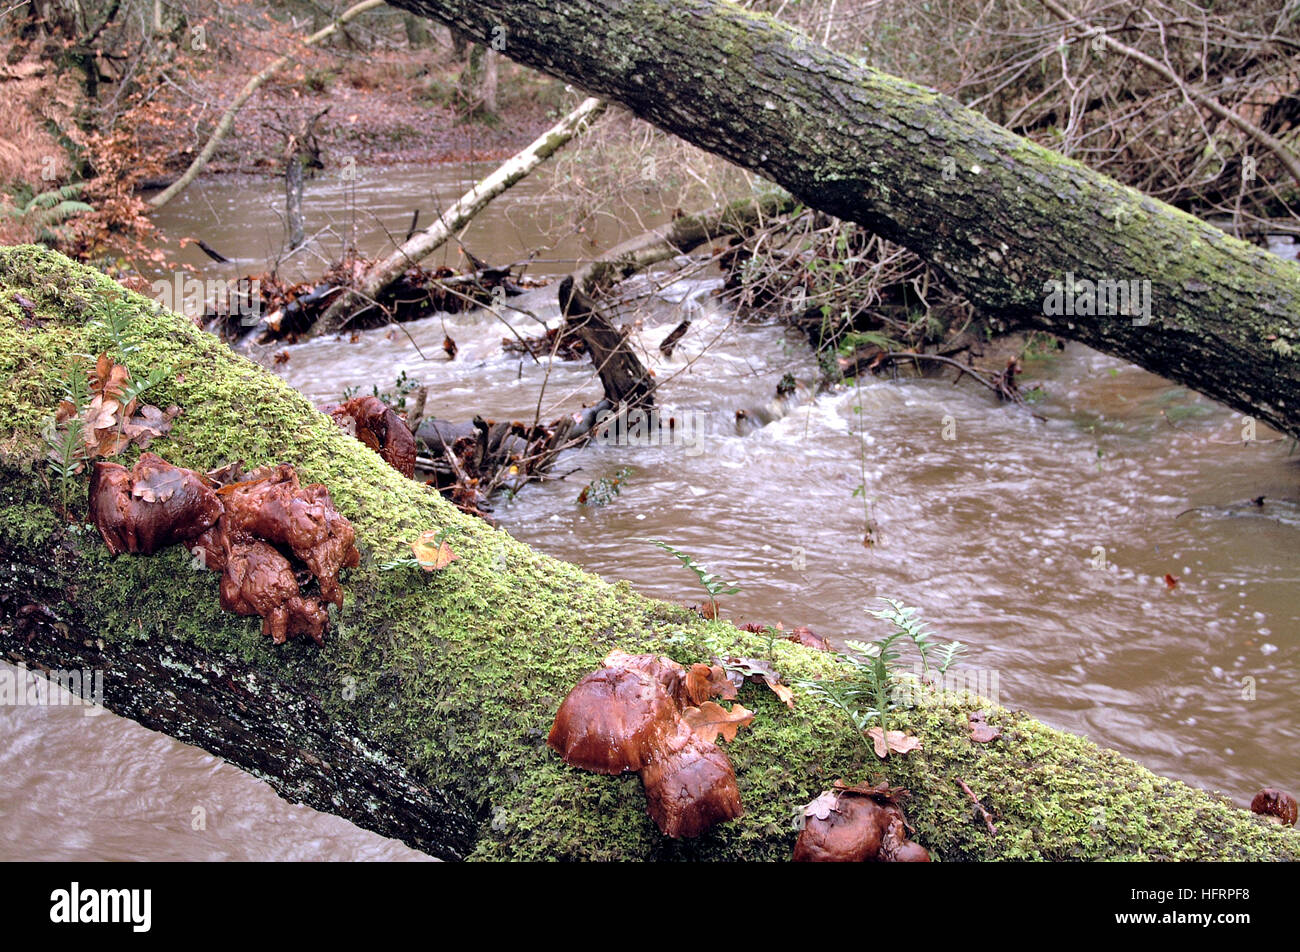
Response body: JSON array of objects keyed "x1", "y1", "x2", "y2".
[{"x1": 3, "y1": 164, "x2": 1297, "y2": 860}]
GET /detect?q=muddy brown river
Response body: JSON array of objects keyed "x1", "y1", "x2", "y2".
[{"x1": 2, "y1": 164, "x2": 1296, "y2": 861}]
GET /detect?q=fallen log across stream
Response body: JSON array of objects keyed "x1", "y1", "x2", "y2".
[
  {"x1": 391, "y1": 0, "x2": 1300, "y2": 440},
  {"x1": 1, "y1": 246, "x2": 1297, "y2": 860},
  {"x1": 305, "y1": 96, "x2": 609, "y2": 340}
]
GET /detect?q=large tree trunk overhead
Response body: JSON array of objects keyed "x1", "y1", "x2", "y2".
[{"x1": 389, "y1": 0, "x2": 1300, "y2": 438}]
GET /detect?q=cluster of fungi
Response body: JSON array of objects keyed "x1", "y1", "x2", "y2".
[
  {"x1": 794, "y1": 781, "x2": 930, "y2": 862},
  {"x1": 90, "y1": 453, "x2": 359, "y2": 645},
  {"x1": 549, "y1": 651, "x2": 933, "y2": 858},
  {"x1": 548, "y1": 650, "x2": 745, "y2": 839}
]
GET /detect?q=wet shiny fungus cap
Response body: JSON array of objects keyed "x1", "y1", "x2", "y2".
[
  {"x1": 89, "y1": 453, "x2": 222, "y2": 555},
  {"x1": 1250, "y1": 788, "x2": 1298, "y2": 826},
  {"x1": 640, "y1": 733, "x2": 744, "y2": 839},
  {"x1": 547, "y1": 666, "x2": 681, "y2": 775},
  {"x1": 792, "y1": 795, "x2": 886, "y2": 862},
  {"x1": 793, "y1": 792, "x2": 930, "y2": 862}
]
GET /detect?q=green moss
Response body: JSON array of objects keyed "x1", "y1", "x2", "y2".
[{"x1": 2, "y1": 244, "x2": 1296, "y2": 861}]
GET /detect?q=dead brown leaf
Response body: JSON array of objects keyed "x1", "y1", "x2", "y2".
[
  {"x1": 93, "y1": 356, "x2": 131, "y2": 404},
  {"x1": 62, "y1": 356, "x2": 177, "y2": 462},
  {"x1": 803, "y1": 790, "x2": 841, "y2": 821},
  {"x1": 85, "y1": 395, "x2": 120, "y2": 432},
  {"x1": 684, "y1": 663, "x2": 736, "y2": 705},
  {"x1": 205, "y1": 460, "x2": 247, "y2": 487},
  {"x1": 764, "y1": 677, "x2": 795, "y2": 709},
  {"x1": 787, "y1": 625, "x2": 830, "y2": 651},
  {"x1": 131, "y1": 464, "x2": 188, "y2": 503},
  {"x1": 410, "y1": 530, "x2": 459, "y2": 570},
  {"x1": 120, "y1": 404, "x2": 179, "y2": 449},
  {"x1": 866, "y1": 727, "x2": 922, "y2": 758},
  {"x1": 682, "y1": 701, "x2": 754, "y2": 745},
  {"x1": 721, "y1": 657, "x2": 795, "y2": 708}
]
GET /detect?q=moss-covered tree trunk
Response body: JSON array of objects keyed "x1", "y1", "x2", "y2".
[
  {"x1": 389, "y1": 0, "x2": 1300, "y2": 439},
  {"x1": 0, "y1": 246, "x2": 1296, "y2": 860}
]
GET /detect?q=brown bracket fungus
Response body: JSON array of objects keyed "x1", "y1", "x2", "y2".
[
  {"x1": 793, "y1": 785, "x2": 930, "y2": 862},
  {"x1": 601, "y1": 649, "x2": 736, "y2": 709},
  {"x1": 218, "y1": 539, "x2": 329, "y2": 645},
  {"x1": 89, "y1": 452, "x2": 223, "y2": 555},
  {"x1": 217, "y1": 465, "x2": 361, "y2": 609},
  {"x1": 640, "y1": 726, "x2": 744, "y2": 838},
  {"x1": 1250, "y1": 788, "x2": 1298, "y2": 826},
  {"x1": 326, "y1": 396, "x2": 418, "y2": 478},
  {"x1": 546, "y1": 665, "x2": 682, "y2": 774},
  {"x1": 548, "y1": 652, "x2": 746, "y2": 838},
  {"x1": 188, "y1": 524, "x2": 226, "y2": 572},
  {"x1": 89, "y1": 453, "x2": 357, "y2": 648}
]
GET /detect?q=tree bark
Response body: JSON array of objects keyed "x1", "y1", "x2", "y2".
[
  {"x1": 456, "y1": 42, "x2": 498, "y2": 117},
  {"x1": 482, "y1": 47, "x2": 498, "y2": 115},
  {"x1": 285, "y1": 148, "x2": 305, "y2": 250},
  {"x1": 558, "y1": 275, "x2": 655, "y2": 408},
  {"x1": 281, "y1": 111, "x2": 326, "y2": 252},
  {"x1": 402, "y1": 12, "x2": 432, "y2": 48},
  {"x1": 1, "y1": 245, "x2": 1297, "y2": 861},
  {"x1": 388, "y1": 0, "x2": 1300, "y2": 439}
]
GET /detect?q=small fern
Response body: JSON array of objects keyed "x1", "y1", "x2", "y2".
[
  {"x1": 866, "y1": 597, "x2": 965, "y2": 680},
  {"x1": 121, "y1": 364, "x2": 168, "y2": 406},
  {"x1": 43, "y1": 358, "x2": 92, "y2": 512},
  {"x1": 90, "y1": 295, "x2": 141, "y2": 356},
  {"x1": 342, "y1": 370, "x2": 418, "y2": 411},
  {"x1": 648, "y1": 539, "x2": 741, "y2": 618},
  {"x1": 3, "y1": 185, "x2": 92, "y2": 245},
  {"x1": 796, "y1": 598, "x2": 966, "y2": 757}
]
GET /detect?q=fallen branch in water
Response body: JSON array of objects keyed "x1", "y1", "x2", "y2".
[
  {"x1": 410, "y1": 404, "x2": 609, "y2": 518},
  {"x1": 305, "y1": 97, "x2": 608, "y2": 340},
  {"x1": 571, "y1": 192, "x2": 798, "y2": 298},
  {"x1": 843, "y1": 348, "x2": 1047, "y2": 419},
  {"x1": 221, "y1": 256, "x2": 540, "y2": 347}
]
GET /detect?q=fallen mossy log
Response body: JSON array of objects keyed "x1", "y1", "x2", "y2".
[{"x1": 2, "y1": 245, "x2": 1297, "y2": 861}]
